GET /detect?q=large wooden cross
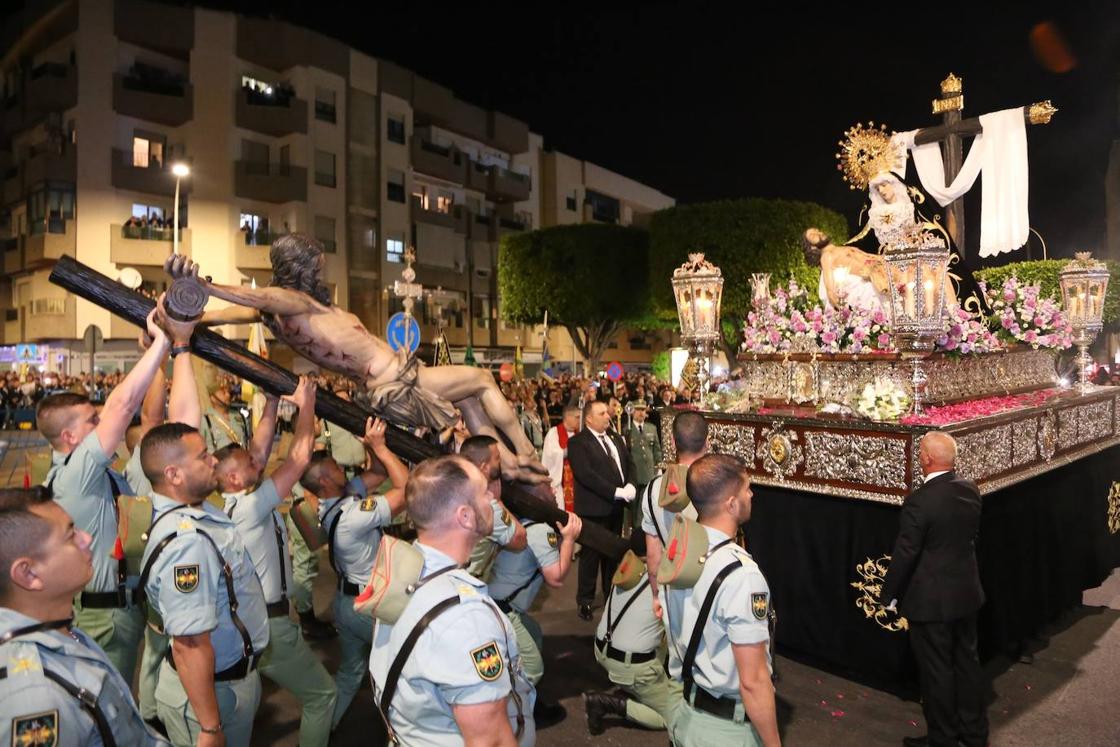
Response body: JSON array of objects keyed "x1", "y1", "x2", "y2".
[{"x1": 909, "y1": 74, "x2": 1057, "y2": 259}]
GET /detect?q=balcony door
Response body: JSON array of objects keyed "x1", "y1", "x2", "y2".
[{"x1": 132, "y1": 133, "x2": 165, "y2": 169}]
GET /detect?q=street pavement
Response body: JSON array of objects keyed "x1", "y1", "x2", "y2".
[{"x1": 3, "y1": 431, "x2": 1118, "y2": 745}]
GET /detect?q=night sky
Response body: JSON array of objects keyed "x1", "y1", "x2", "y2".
[{"x1": 17, "y1": 2, "x2": 1120, "y2": 262}]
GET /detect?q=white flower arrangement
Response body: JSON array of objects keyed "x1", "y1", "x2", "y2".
[{"x1": 852, "y1": 377, "x2": 911, "y2": 421}]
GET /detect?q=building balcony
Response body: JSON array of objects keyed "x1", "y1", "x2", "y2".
[
  {"x1": 113, "y1": 73, "x2": 194, "y2": 127},
  {"x1": 114, "y1": 0, "x2": 195, "y2": 57},
  {"x1": 234, "y1": 161, "x2": 307, "y2": 204},
  {"x1": 487, "y1": 165, "x2": 530, "y2": 203},
  {"x1": 110, "y1": 148, "x2": 193, "y2": 197},
  {"x1": 468, "y1": 211, "x2": 496, "y2": 242},
  {"x1": 24, "y1": 63, "x2": 77, "y2": 120},
  {"x1": 235, "y1": 89, "x2": 308, "y2": 137},
  {"x1": 412, "y1": 196, "x2": 467, "y2": 233},
  {"x1": 2, "y1": 173, "x2": 20, "y2": 205},
  {"x1": 24, "y1": 295, "x2": 76, "y2": 342},
  {"x1": 3, "y1": 238, "x2": 21, "y2": 274},
  {"x1": 25, "y1": 219, "x2": 75, "y2": 267},
  {"x1": 411, "y1": 137, "x2": 467, "y2": 184},
  {"x1": 22, "y1": 148, "x2": 76, "y2": 187},
  {"x1": 3, "y1": 308, "x2": 19, "y2": 345},
  {"x1": 110, "y1": 224, "x2": 192, "y2": 265},
  {"x1": 495, "y1": 215, "x2": 527, "y2": 239},
  {"x1": 466, "y1": 161, "x2": 489, "y2": 193},
  {"x1": 235, "y1": 243, "x2": 272, "y2": 270}
]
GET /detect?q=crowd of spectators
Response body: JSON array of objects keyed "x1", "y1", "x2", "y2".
[{"x1": 0, "y1": 370, "x2": 127, "y2": 428}]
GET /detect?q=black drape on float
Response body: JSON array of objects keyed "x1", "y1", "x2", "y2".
[{"x1": 744, "y1": 445, "x2": 1120, "y2": 693}]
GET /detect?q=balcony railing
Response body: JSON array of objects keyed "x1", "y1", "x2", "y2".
[
  {"x1": 243, "y1": 230, "x2": 287, "y2": 246},
  {"x1": 111, "y1": 148, "x2": 192, "y2": 197},
  {"x1": 113, "y1": 72, "x2": 193, "y2": 127},
  {"x1": 29, "y1": 217, "x2": 68, "y2": 236},
  {"x1": 121, "y1": 225, "x2": 182, "y2": 241},
  {"x1": 314, "y1": 101, "x2": 336, "y2": 123},
  {"x1": 235, "y1": 88, "x2": 308, "y2": 137},
  {"x1": 112, "y1": 224, "x2": 191, "y2": 264}
]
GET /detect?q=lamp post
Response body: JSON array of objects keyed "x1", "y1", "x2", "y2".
[
  {"x1": 671, "y1": 253, "x2": 724, "y2": 404},
  {"x1": 883, "y1": 244, "x2": 950, "y2": 414},
  {"x1": 1059, "y1": 252, "x2": 1110, "y2": 393},
  {"x1": 394, "y1": 246, "x2": 424, "y2": 355},
  {"x1": 171, "y1": 162, "x2": 190, "y2": 256}
]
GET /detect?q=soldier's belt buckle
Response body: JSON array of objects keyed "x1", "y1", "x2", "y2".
[{"x1": 603, "y1": 632, "x2": 612, "y2": 644}]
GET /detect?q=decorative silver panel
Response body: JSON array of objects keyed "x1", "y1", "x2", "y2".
[
  {"x1": 1077, "y1": 399, "x2": 1115, "y2": 445},
  {"x1": 1058, "y1": 408, "x2": 1079, "y2": 451},
  {"x1": 803, "y1": 432, "x2": 908, "y2": 490},
  {"x1": 1038, "y1": 411, "x2": 1057, "y2": 462},
  {"x1": 708, "y1": 422, "x2": 756, "y2": 465},
  {"x1": 955, "y1": 425, "x2": 1014, "y2": 482},
  {"x1": 1012, "y1": 418, "x2": 1038, "y2": 467},
  {"x1": 756, "y1": 422, "x2": 803, "y2": 481}
]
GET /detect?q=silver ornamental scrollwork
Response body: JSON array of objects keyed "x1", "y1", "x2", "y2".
[
  {"x1": 851, "y1": 556, "x2": 909, "y2": 632},
  {"x1": 955, "y1": 425, "x2": 1013, "y2": 482},
  {"x1": 803, "y1": 432, "x2": 908, "y2": 490},
  {"x1": 1077, "y1": 400, "x2": 1115, "y2": 444},
  {"x1": 756, "y1": 422, "x2": 803, "y2": 481},
  {"x1": 1012, "y1": 418, "x2": 1038, "y2": 467},
  {"x1": 708, "y1": 422, "x2": 756, "y2": 465},
  {"x1": 1058, "y1": 408, "x2": 1079, "y2": 451},
  {"x1": 1108, "y1": 482, "x2": 1120, "y2": 536},
  {"x1": 1038, "y1": 411, "x2": 1057, "y2": 462}
]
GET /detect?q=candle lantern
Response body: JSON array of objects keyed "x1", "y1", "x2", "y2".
[
  {"x1": 750, "y1": 273, "x2": 771, "y2": 309},
  {"x1": 672, "y1": 253, "x2": 724, "y2": 403},
  {"x1": 1060, "y1": 252, "x2": 1110, "y2": 393},
  {"x1": 884, "y1": 245, "x2": 951, "y2": 414}
]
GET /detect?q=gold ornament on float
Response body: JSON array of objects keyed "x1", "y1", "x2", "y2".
[
  {"x1": 1107, "y1": 482, "x2": 1120, "y2": 535},
  {"x1": 835, "y1": 122, "x2": 906, "y2": 191},
  {"x1": 851, "y1": 555, "x2": 909, "y2": 632}
]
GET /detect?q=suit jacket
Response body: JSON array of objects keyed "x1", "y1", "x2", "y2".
[
  {"x1": 880, "y1": 471, "x2": 985, "y2": 622},
  {"x1": 568, "y1": 428, "x2": 631, "y2": 518}
]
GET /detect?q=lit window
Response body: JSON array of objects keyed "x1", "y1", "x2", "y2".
[
  {"x1": 387, "y1": 237, "x2": 404, "y2": 263},
  {"x1": 132, "y1": 137, "x2": 149, "y2": 168}
]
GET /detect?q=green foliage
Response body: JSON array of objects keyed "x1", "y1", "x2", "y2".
[
  {"x1": 647, "y1": 198, "x2": 846, "y2": 347},
  {"x1": 650, "y1": 350, "x2": 670, "y2": 382},
  {"x1": 974, "y1": 259, "x2": 1120, "y2": 328},
  {"x1": 498, "y1": 224, "x2": 650, "y2": 326}
]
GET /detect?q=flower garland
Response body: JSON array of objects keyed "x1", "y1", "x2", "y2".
[{"x1": 979, "y1": 276, "x2": 1073, "y2": 350}]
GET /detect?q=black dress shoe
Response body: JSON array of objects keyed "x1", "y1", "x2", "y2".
[
  {"x1": 533, "y1": 700, "x2": 567, "y2": 729},
  {"x1": 902, "y1": 736, "x2": 928, "y2": 747},
  {"x1": 578, "y1": 604, "x2": 593, "y2": 621},
  {"x1": 584, "y1": 691, "x2": 627, "y2": 736},
  {"x1": 299, "y1": 609, "x2": 338, "y2": 641}
]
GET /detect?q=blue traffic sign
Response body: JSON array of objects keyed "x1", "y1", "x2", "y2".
[
  {"x1": 387, "y1": 312, "x2": 421, "y2": 354},
  {"x1": 606, "y1": 361, "x2": 624, "y2": 382}
]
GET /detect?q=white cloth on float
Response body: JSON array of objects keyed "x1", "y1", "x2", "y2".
[
  {"x1": 818, "y1": 272, "x2": 884, "y2": 315},
  {"x1": 895, "y1": 108, "x2": 1029, "y2": 258}
]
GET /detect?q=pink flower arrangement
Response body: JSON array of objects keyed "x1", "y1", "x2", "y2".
[
  {"x1": 901, "y1": 389, "x2": 1062, "y2": 426},
  {"x1": 979, "y1": 276, "x2": 1073, "y2": 351}
]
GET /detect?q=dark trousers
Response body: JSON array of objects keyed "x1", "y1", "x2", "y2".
[
  {"x1": 576, "y1": 512, "x2": 623, "y2": 606},
  {"x1": 909, "y1": 616, "x2": 989, "y2": 747}
]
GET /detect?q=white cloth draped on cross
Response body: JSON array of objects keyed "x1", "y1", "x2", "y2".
[{"x1": 894, "y1": 107, "x2": 1029, "y2": 258}]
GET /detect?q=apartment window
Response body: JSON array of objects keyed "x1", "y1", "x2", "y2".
[
  {"x1": 566, "y1": 190, "x2": 578, "y2": 211},
  {"x1": 314, "y1": 87, "x2": 337, "y2": 123},
  {"x1": 315, "y1": 150, "x2": 336, "y2": 188},
  {"x1": 27, "y1": 185, "x2": 75, "y2": 234},
  {"x1": 585, "y1": 189, "x2": 621, "y2": 224},
  {"x1": 436, "y1": 191, "x2": 454, "y2": 214},
  {"x1": 412, "y1": 184, "x2": 428, "y2": 210},
  {"x1": 239, "y1": 212, "x2": 273, "y2": 245},
  {"x1": 387, "y1": 236, "x2": 404, "y2": 263},
  {"x1": 132, "y1": 203, "x2": 164, "y2": 222},
  {"x1": 473, "y1": 295, "x2": 491, "y2": 330},
  {"x1": 387, "y1": 115, "x2": 406, "y2": 145},
  {"x1": 314, "y1": 215, "x2": 337, "y2": 253},
  {"x1": 387, "y1": 169, "x2": 405, "y2": 203},
  {"x1": 132, "y1": 136, "x2": 165, "y2": 169}
]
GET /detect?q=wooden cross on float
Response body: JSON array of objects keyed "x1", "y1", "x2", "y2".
[{"x1": 908, "y1": 73, "x2": 1057, "y2": 259}]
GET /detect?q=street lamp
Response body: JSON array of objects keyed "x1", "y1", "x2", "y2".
[
  {"x1": 1059, "y1": 252, "x2": 1110, "y2": 393},
  {"x1": 671, "y1": 252, "x2": 724, "y2": 403},
  {"x1": 171, "y1": 162, "x2": 190, "y2": 256}
]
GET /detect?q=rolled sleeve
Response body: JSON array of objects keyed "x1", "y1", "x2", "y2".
[
  {"x1": 719, "y1": 568, "x2": 771, "y2": 647},
  {"x1": 348, "y1": 494, "x2": 392, "y2": 531},
  {"x1": 49, "y1": 431, "x2": 112, "y2": 509},
  {"x1": 240, "y1": 479, "x2": 282, "y2": 524},
  {"x1": 489, "y1": 500, "x2": 516, "y2": 547},
  {"x1": 152, "y1": 535, "x2": 220, "y2": 637},
  {"x1": 427, "y1": 604, "x2": 513, "y2": 706}
]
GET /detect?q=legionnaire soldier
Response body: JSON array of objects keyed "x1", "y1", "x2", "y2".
[
  {"x1": 584, "y1": 535, "x2": 681, "y2": 735},
  {"x1": 304, "y1": 421, "x2": 409, "y2": 728},
  {"x1": 661, "y1": 454, "x2": 779, "y2": 747},
  {"x1": 487, "y1": 489, "x2": 581, "y2": 726},
  {"x1": 37, "y1": 308, "x2": 176, "y2": 679},
  {"x1": 0, "y1": 487, "x2": 168, "y2": 746},
  {"x1": 200, "y1": 381, "x2": 248, "y2": 453},
  {"x1": 641, "y1": 410, "x2": 708, "y2": 619},
  {"x1": 368, "y1": 456, "x2": 537, "y2": 746},
  {"x1": 319, "y1": 387, "x2": 368, "y2": 480},
  {"x1": 460, "y1": 435, "x2": 527, "y2": 580},
  {"x1": 215, "y1": 377, "x2": 337, "y2": 747},
  {"x1": 139, "y1": 422, "x2": 272, "y2": 747},
  {"x1": 285, "y1": 482, "x2": 336, "y2": 641},
  {"x1": 626, "y1": 400, "x2": 662, "y2": 534}
]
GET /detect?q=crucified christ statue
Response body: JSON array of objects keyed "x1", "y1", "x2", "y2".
[{"x1": 164, "y1": 235, "x2": 549, "y2": 484}]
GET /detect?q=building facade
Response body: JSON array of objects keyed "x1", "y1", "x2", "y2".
[{"x1": 0, "y1": 0, "x2": 674, "y2": 374}]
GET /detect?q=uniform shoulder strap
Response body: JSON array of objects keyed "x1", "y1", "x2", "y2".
[
  {"x1": 681, "y1": 555, "x2": 743, "y2": 694},
  {"x1": 646, "y1": 478, "x2": 664, "y2": 547}
]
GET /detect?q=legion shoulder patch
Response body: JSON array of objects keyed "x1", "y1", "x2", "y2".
[
  {"x1": 359, "y1": 496, "x2": 376, "y2": 512},
  {"x1": 546, "y1": 531, "x2": 558, "y2": 548},
  {"x1": 12, "y1": 709, "x2": 58, "y2": 747},
  {"x1": 751, "y1": 592, "x2": 769, "y2": 621},
  {"x1": 500, "y1": 507, "x2": 511, "y2": 525},
  {"x1": 174, "y1": 564, "x2": 200, "y2": 593},
  {"x1": 470, "y1": 640, "x2": 504, "y2": 682}
]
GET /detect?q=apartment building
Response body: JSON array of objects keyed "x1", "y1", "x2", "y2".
[{"x1": 0, "y1": 0, "x2": 673, "y2": 374}]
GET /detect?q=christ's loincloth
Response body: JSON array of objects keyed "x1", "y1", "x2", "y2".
[{"x1": 360, "y1": 348, "x2": 457, "y2": 431}]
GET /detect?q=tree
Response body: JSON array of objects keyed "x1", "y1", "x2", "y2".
[
  {"x1": 647, "y1": 198, "x2": 848, "y2": 364},
  {"x1": 499, "y1": 224, "x2": 649, "y2": 376}
]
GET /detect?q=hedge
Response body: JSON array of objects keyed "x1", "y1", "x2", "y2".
[{"x1": 974, "y1": 258, "x2": 1119, "y2": 329}]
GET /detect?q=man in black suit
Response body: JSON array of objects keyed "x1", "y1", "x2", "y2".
[
  {"x1": 568, "y1": 399, "x2": 636, "y2": 620},
  {"x1": 881, "y1": 432, "x2": 988, "y2": 747}
]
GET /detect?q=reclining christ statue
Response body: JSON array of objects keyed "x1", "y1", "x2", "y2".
[{"x1": 165, "y1": 235, "x2": 548, "y2": 483}]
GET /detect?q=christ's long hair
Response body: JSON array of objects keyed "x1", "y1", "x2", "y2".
[{"x1": 269, "y1": 233, "x2": 332, "y2": 306}]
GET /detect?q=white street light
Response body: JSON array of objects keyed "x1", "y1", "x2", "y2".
[{"x1": 171, "y1": 162, "x2": 190, "y2": 256}]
